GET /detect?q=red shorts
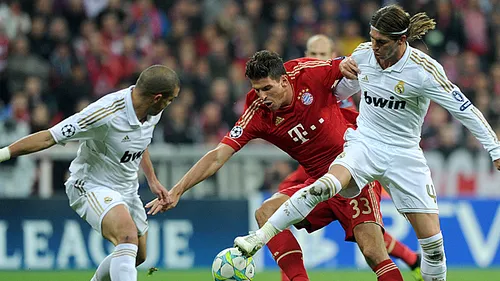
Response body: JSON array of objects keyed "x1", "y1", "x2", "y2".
[{"x1": 279, "y1": 170, "x2": 384, "y2": 242}]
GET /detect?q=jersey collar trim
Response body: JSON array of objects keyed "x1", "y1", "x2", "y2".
[{"x1": 125, "y1": 85, "x2": 141, "y2": 126}]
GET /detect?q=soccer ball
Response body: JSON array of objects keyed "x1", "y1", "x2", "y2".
[{"x1": 212, "y1": 247, "x2": 255, "y2": 281}]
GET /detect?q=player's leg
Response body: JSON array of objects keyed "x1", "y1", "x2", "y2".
[
  {"x1": 235, "y1": 130, "x2": 375, "y2": 255},
  {"x1": 406, "y1": 213, "x2": 445, "y2": 281},
  {"x1": 345, "y1": 182, "x2": 403, "y2": 280},
  {"x1": 101, "y1": 204, "x2": 139, "y2": 281},
  {"x1": 136, "y1": 232, "x2": 148, "y2": 266},
  {"x1": 384, "y1": 232, "x2": 421, "y2": 272},
  {"x1": 354, "y1": 223, "x2": 403, "y2": 281},
  {"x1": 256, "y1": 192, "x2": 309, "y2": 281},
  {"x1": 383, "y1": 148, "x2": 446, "y2": 281}
]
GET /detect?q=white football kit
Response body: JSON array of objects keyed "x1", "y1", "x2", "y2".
[
  {"x1": 334, "y1": 42, "x2": 500, "y2": 213},
  {"x1": 49, "y1": 86, "x2": 162, "y2": 235}
]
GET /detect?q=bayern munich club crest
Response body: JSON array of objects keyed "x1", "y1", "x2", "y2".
[
  {"x1": 298, "y1": 89, "x2": 313, "y2": 105},
  {"x1": 229, "y1": 126, "x2": 243, "y2": 138}
]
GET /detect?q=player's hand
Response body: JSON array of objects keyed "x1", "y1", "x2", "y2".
[
  {"x1": 145, "y1": 198, "x2": 163, "y2": 215},
  {"x1": 340, "y1": 57, "x2": 360, "y2": 80},
  {"x1": 494, "y1": 158, "x2": 500, "y2": 171},
  {"x1": 148, "y1": 179, "x2": 169, "y2": 205}
]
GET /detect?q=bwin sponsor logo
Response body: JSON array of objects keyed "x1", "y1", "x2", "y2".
[{"x1": 364, "y1": 92, "x2": 406, "y2": 110}]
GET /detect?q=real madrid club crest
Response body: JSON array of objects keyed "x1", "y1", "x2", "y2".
[
  {"x1": 298, "y1": 89, "x2": 313, "y2": 105},
  {"x1": 394, "y1": 81, "x2": 405, "y2": 94}
]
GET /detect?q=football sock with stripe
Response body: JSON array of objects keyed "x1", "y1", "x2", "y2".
[
  {"x1": 373, "y1": 259, "x2": 404, "y2": 281},
  {"x1": 265, "y1": 174, "x2": 341, "y2": 234},
  {"x1": 267, "y1": 229, "x2": 309, "y2": 281},
  {"x1": 419, "y1": 232, "x2": 447, "y2": 281},
  {"x1": 110, "y1": 243, "x2": 138, "y2": 281},
  {"x1": 91, "y1": 254, "x2": 112, "y2": 281}
]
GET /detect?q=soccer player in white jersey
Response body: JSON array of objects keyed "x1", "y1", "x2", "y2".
[
  {"x1": 0, "y1": 65, "x2": 180, "y2": 281},
  {"x1": 234, "y1": 5, "x2": 500, "y2": 281}
]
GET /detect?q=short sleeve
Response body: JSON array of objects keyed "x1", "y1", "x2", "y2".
[
  {"x1": 49, "y1": 99, "x2": 125, "y2": 144},
  {"x1": 220, "y1": 99, "x2": 265, "y2": 152}
]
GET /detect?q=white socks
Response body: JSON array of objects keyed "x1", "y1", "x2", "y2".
[
  {"x1": 91, "y1": 254, "x2": 112, "y2": 281},
  {"x1": 419, "y1": 232, "x2": 447, "y2": 281},
  {"x1": 265, "y1": 174, "x2": 342, "y2": 235},
  {"x1": 110, "y1": 243, "x2": 138, "y2": 281}
]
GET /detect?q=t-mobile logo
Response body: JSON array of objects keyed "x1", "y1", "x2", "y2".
[{"x1": 288, "y1": 123, "x2": 309, "y2": 144}]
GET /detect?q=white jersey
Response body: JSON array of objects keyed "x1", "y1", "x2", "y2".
[
  {"x1": 49, "y1": 86, "x2": 162, "y2": 195},
  {"x1": 337, "y1": 42, "x2": 500, "y2": 161}
]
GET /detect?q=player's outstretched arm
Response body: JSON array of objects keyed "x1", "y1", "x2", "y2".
[
  {"x1": 0, "y1": 130, "x2": 56, "y2": 163},
  {"x1": 146, "y1": 143, "x2": 235, "y2": 214},
  {"x1": 140, "y1": 148, "x2": 169, "y2": 204}
]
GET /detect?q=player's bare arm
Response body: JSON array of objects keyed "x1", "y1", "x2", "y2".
[
  {"x1": 0, "y1": 130, "x2": 56, "y2": 162},
  {"x1": 146, "y1": 143, "x2": 235, "y2": 215},
  {"x1": 494, "y1": 158, "x2": 500, "y2": 170},
  {"x1": 140, "y1": 148, "x2": 169, "y2": 204},
  {"x1": 339, "y1": 57, "x2": 360, "y2": 79}
]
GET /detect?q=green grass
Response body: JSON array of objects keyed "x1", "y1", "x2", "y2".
[{"x1": 1, "y1": 269, "x2": 499, "y2": 281}]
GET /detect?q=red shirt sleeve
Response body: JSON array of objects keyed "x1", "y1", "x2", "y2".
[{"x1": 221, "y1": 91, "x2": 266, "y2": 152}]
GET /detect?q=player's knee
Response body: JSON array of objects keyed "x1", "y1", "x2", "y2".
[
  {"x1": 360, "y1": 243, "x2": 387, "y2": 266},
  {"x1": 255, "y1": 202, "x2": 277, "y2": 227},
  {"x1": 114, "y1": 231, "x2": 139, "y2": 245}
]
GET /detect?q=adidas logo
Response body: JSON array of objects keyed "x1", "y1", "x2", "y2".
[
  {"x1": 275, "y1": 116, "x2": 285, "y2": 126},
  {"x1": 362, "y1": 75, "x2": 369, "y2": 82},
  {"x1": 121, "y1": 135, "x2": 131, "y2": 142}
]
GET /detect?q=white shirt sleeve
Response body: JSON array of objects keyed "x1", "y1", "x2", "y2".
[
  {"x1": 334, "y1": 78, "x2": 360, "y2": 101},
  {"x1": 49, "y1": 99, "x2": 123, "y2": 144},
  {"x1": 421, "y1": 68, "x2": 500, "y2": 161}
]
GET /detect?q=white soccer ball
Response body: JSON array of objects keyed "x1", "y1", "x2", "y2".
[{"x1": 212, "y1": 247, "x2": 256, "y2": 281}]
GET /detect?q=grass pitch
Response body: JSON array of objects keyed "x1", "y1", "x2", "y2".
[{"x1": 1, "y1": 269, "x2": 499, "y2": 281}]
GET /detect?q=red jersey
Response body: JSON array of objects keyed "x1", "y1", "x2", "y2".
[{"x1": 221, "y1": 58, "x2": 354, "y2": 179}]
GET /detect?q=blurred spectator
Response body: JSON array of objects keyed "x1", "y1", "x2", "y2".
[
  {"x1": 6, "y1": 36, "x2": 50, "y2": 94},
  {"x1": 162, "y1": 102, "x2": 195, "y2": 144},
  {"x1": 0, "y1": 0, "x2": 31, "y2": 40},
  {"x1": 1, "y1": 0, "x2": 500, "y2": 197},
  {"x1": 28, "y1": 15, "x2": 52, "y2": 59},
  {"x1": 54, "y1": 64, "x2": 92, "y2": 119}
]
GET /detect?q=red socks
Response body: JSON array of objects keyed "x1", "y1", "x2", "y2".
[
  {"x1": 384, "y1": 232, "x2": 418, "y2": 268},
  {"x1": 267, "y1": 229, "x2": 309, "y2": 281},
  {"x1": 373, "y1": 259, "x2": 404, "y2": 281}
]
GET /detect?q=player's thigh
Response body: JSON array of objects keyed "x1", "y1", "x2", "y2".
[
  {"x1": 342, "y1": 182, "x2": 384, "y2": 241},
  {"x1": 382, "y1": 148, "x2": 439, "y2": 214},
  {"x1": 102, "y1": 204, "x2": 138, "y2": 245},
  {"x1": 66, "y1": 183, "x2": 135, "y2": 243},
  {"x1": 405, "y1": 213, "x2": 441, "y2": 239},
  {"x1": 331, "y1": 129, "x2": 383, "y2": 198},
  {"x1": 124, "y1": 194, "x2": 149, "y2": 237},
  {"x1": 136, "y1": 232, "x2": 148, "y2": 266}
]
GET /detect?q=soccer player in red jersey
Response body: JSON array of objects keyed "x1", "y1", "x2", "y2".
[
  {"x1": 146, "y1": 50, "x2": 404, "y2": 280},
  {"x1": 272, "y1": 34, "x2": 422, "y2": 281}
]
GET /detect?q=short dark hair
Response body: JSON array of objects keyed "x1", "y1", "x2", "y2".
[
  {"x1": 245, "y1": 50, "x2": 286, "y2": 81},
  {"x1": 136, "y1": 65, "x2": 180, "y2": 97}
]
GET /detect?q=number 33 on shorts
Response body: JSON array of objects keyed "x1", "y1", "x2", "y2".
[{"x1": 350, "y1": 197, "x2": 372, "y2": 218}]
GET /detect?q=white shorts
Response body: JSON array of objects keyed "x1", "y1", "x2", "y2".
[
  {"x1": 65, "y1": 179, "x2": 148, "y2": 236},
  {"x1": 332, "y1": 128, "x2": 439, "y2": 214}
]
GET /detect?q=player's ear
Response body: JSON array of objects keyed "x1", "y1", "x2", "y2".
[
  {"x1": 280, "y1": 75, "x2": 288, "y2": 87},
  {"x1": 153, "y1": 93, "x2": 163, "y2": 103}
]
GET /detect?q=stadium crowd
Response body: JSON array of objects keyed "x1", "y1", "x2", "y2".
[{"x1": 0, "y1": 0, "x2": 499, "y2": 196}]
